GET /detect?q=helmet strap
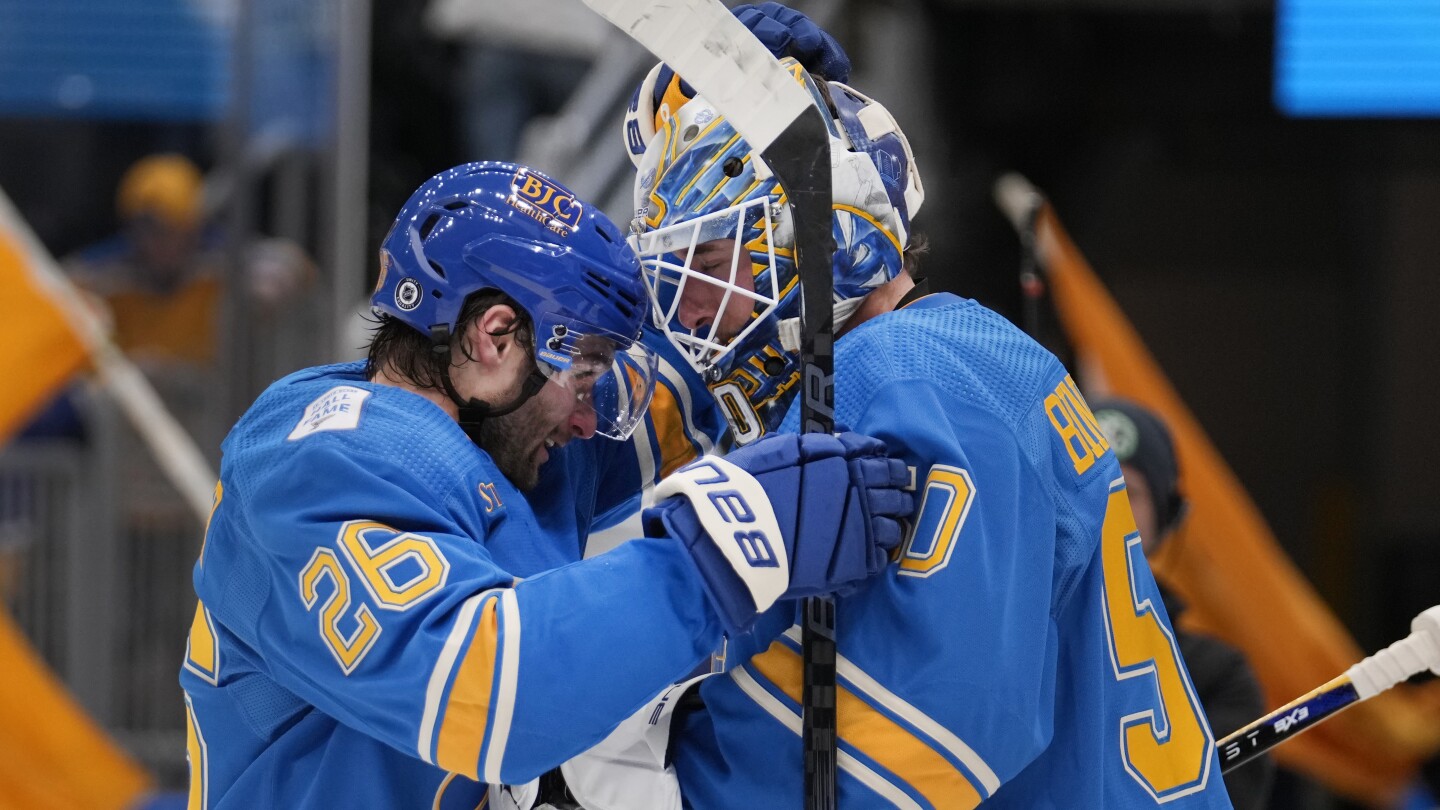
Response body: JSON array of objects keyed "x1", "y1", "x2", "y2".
[
  {"x1": 776, "y1": 296, "x2": 868, "y2": 353},
  {"x1": 438, "y1": 356, "x2": 549, "y2": 445},
  {"x1": 773, "y1": 277, "x2": 928, "y2": 353}
]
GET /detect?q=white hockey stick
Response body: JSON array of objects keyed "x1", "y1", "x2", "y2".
[
  {"x1": 1219, "y1": 605, "x2": 1440, "y2": 772},
  {"x1": 575, "y1": 2, "x2": 839, "y2": 806}
]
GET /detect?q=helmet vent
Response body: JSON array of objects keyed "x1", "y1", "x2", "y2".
[
  {"x1": 594, "y1": 225, "x2": 615, "y2": 243},
  {"x1": 443, "y1": 200, "x2": 469, "y2": 211},
  {"x1": 582, "y1": 274, "x2": 612, "y2": 299},
  {"x1": 428, "y1": 259, "x2": 447, "y2": 279},
  {"x1": 419, "y1": 213, "x2": 442, "y2": 240}
]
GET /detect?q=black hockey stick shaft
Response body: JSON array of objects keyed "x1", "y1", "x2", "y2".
[
  {"x1": 572, "y1": 2, "x2": 840, "y2": 804},
  {"x1": 767, "y1": 106, "x2": 840, "y2": 810},
  {"x1": 1219, "y1": 675, "x2": 1359, "y2": 773},
  {"x1": 1220, "y1": 604, "x2": 1440, "y2": 773}
]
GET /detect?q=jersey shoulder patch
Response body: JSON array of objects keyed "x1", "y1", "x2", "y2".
[{"x1": 287, "y1": 385, "x2": 372, "y2": 441}]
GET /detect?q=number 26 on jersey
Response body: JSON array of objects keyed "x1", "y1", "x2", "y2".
[{"x1": 298, "y1": 520, "x2": 451, "y2": 674}]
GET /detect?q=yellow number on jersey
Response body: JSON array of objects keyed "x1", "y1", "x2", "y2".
[
  {"x1": 299, "y1": 521, "x2": 450, "y2": 673},
  {"x1": 299, "y1": 548, "x2": 382, "y2": 674},
  {"x1": 186, "y1": 481, "x2": 225, "y2": 684},
  {"x1": 897, "y1": 465, "x2": 975, "y2": 578},
  {"x1": 337, "y1": 520, "x2": 451, "y2": 611},
  {"x1": 1100, "y1": 482, "x2": 1214, "y2": 800},
  {"x1": 184, "y1": 695, "x2": 209, "y2": 810}
]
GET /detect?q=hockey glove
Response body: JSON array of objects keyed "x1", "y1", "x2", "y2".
[
  {"x1": 733, "y1": 2, "x2": 851, "y2": 83},
  {"x1": 644, "y1": 432, "x2": 911, "y2": 634}
]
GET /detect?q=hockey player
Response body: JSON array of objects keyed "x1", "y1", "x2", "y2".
[
  {"x1": 627, "y1": 51, "x2": 1236, "y2": 810},
  {"x1": 177, "y1": 162, "x2": 912, "y2": 808}
]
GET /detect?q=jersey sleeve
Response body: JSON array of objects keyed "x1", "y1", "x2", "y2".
[
  {"x1": 770, "y1": 370, "x2": 1071, "y2": 798},
  {"x1": 195, "y1": 438, "x2": 724, "y2": 786},
  {"x1": 588, "y1": 327, "x2": 726, "y2": 530}
]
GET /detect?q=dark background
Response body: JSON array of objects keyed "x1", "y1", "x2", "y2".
[{"x1": 1, "y1": 3, "x2": 1436, "y2": 803}]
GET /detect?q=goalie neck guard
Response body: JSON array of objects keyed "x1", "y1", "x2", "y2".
[
  {"x1": 374, "y1": 161, "x2": 658, "y2": 440},
  {"x1": 629, "y1": 59, "x2": 923, "y2": 441}
]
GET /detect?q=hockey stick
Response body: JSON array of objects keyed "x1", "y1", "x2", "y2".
[
  {"x1": 576, "y1": 2, "x2": 839, "y2": 807},
  {"x1": 1218, "y1": 605, "x2": 1440, "y2": 773}
]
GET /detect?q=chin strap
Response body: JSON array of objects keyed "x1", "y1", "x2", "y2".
[{"x1": 439, "y1": 361, "x2": 549, "y2": 445}]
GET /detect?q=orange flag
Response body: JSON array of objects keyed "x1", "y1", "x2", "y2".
[
  {"x1": 1010, "y1": 177, "x2": 1440, "y2": 805},
  {"x1": 0, "y1": 188, "x2": 159, "y2": 807},
  {"x1": 0, "y1": 208, "x2": 95, "y2": 443},
  {"x1": 0, "y1": 608, "x2": 154, "y2": 809}
]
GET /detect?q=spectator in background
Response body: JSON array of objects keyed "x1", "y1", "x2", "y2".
[
  {"x1": 64, "y1": 153, "x2": 223, "y2": 367},
  {"x1": 1092, "y1": 397, "x2": 1275, "y2": 810},
  {"x1": 63, "y1": 152, "x2": 313, "y2": 370}
]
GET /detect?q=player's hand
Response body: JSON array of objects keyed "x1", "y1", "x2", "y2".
[
  {"x1": 644, "y1": 431, "x2": 911, "y2": 634},
  {"x1": 733, "y1": 2, "x2": 851, "y2": 83}
]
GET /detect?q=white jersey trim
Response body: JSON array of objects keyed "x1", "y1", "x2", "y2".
[{"x1": 482, "y1": 587, "x2": 523, "y2": 783}]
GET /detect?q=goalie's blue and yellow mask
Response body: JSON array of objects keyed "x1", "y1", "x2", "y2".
[{"x1": 629, "y1": 59, "x2": 924, "y2": 440}]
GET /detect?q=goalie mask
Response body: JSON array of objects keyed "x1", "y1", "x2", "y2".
[
  {"x1": 375, "y1": 162, "x2": 659, "y2": 441},
  {"x1": 629, "y1": 59, "x2": 923, "y2": 442}
]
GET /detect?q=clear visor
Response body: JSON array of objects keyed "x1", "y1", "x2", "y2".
[
  {"x1": 630, "y1": 197, "x2": 782, "y2": 377},
  {"x1": 533, "y1": 319, "x2": 659, "y2": 441}
]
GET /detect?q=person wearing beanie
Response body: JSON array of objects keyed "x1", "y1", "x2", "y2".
[
  {"x1": 63, "y1": 153, "x2": 225, "y2": 366},
  {"x1": 1094, "y1": 397, "x2": 1275, "y2": 810}
]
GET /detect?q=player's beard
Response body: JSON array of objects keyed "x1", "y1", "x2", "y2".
[{"x1": 476, "y1": 378, "x2": 552, "y2": 492}]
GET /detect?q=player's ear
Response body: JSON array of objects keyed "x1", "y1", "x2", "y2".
[{"x1": 463, "y1": 304, "x2": 521, "y2": 369}]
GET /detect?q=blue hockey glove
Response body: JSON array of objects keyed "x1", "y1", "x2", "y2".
[
  {"x1": 644, "y1": 432, "x2": 911, "y2": 634},
  {"x1": 733, "y1": 2, "x2": 851, "y2": 83}
]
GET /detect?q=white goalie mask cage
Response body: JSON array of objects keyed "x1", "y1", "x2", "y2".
[
  {"x1": 627, "y1": 63, "x2": 924, "y2": 385},
  {"x1": 629, "y1": 194, "x2": 790, "y2": 377}
]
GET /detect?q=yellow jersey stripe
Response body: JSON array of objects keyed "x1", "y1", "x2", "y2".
[
  {"x1": 781, "y1": 628, "x2": 1000, "y2": 795},
  {"x1": 650, "y1": 355, "x2": 713, "y2": 479},
  {"x1": 748, "y1": 641, "x2": 984, "y2": 809},
  {"x1": 435, "y1": 594, "x2": 503, "y2": 778},
  {"x1": 730, "y1": 666, "x2": 924, "y2": 809},
  {"x1": 419, "y1": 591, "x2": 486, "y2": 763}
]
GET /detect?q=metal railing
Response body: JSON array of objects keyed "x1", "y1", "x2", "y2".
[{"x1": 1, "y1": 378, "x2": 213, "y2": 789}]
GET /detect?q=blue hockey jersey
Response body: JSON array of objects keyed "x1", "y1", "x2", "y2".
[
  {"x1": 669, "y1": 294, "x2": 1233, "y2": 809},
  {"x1": 179, "y1": 354, "x2": 726, "y2": 809}
]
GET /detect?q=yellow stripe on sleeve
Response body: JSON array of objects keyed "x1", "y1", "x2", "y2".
[
  {"x1": 436, "y1": 596, "x2": 502, "y2": 779},
  {"x1": 748, "y1": 643, "x2": 983, "y2": 810},
  {"x1": 652, "y1": 378, "x2": 701, "y2": 479}
]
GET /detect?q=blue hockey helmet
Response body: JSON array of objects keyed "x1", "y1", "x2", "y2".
[
  {"x1": 629, "y1": 60, "x2": 923, "y2": 439},
  {"x1": 373, "y1": 162, "x2": 658, "y2": 439}
]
